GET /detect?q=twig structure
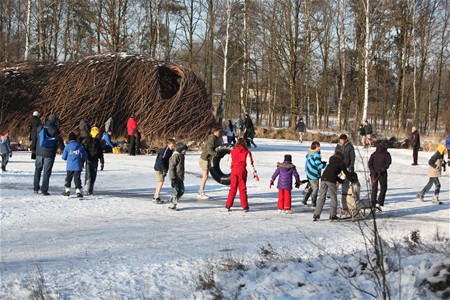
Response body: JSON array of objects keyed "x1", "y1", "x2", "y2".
[{"x1": 0, "y1": 54, "x2": 214, "y2": 145}]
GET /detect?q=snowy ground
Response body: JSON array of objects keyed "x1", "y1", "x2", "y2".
[{"x1": 1, "y1": 138, "x2": 449, "y2": 299}]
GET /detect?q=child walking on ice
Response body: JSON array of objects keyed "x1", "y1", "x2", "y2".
[
  {"x1": 417, "y1": 145, "x2": 447, "y2": 204},
  {"x1": 62, "y1": 132, "x2": 87, "y2": 197},
  {"x1": 270, "y1": 154, "x2": 301, "y2": 214},
  {"x1": 168, "y1": 142, "x2": 187, "y2": 210}
]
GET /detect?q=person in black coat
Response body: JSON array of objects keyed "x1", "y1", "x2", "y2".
[
  {"x1": 33, "y1": 114, "x2": 64, "y2": 195},
  {"x1": 368, "y1": 143, "x2": 392, "y2": 209},
  {"x1": 313, "y1": 151, "x2": 350, "y2": 221},
  {"x1": 29, "y1": 111, "x2": 42, "y2": 159},
  {"x1": 335, "y1": 134, "x2": 355, "y2": 172},
  {"x1": 411, "y1": 127, "x2": 420, "y2": 165}
]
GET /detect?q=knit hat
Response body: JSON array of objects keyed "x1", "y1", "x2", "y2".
[
  {"x1": 68, "y1": 132, "x2": 77, "y2": 141},
  {"x1": 284, "y1": 154, "x2": 292, "y2": 162},
  {"x1": 175, "y1": 142, "x2": 187, "y2": 153},
  {"x1": 33, "y1": 111, "x2": 40, "y2": 117},
  {"x1": 437, "y1": 145, "x2": 446, "y2": 155},
  {"x1": 338, "y1": 134, "x2": 348, "y2": 140}
]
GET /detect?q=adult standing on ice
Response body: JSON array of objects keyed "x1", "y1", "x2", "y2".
[
  {"x1": 225, "y1": 138, "x2": 258, "y2": 212},
  {"x1": 335, "y1": 134, "x2": 355, "y2": 172},
  {"x1": 29, "y1": 111, "x2": 41, "y2": 160},
  {"x1": 295, "y1": 118, "x2": 306, "y2": 143},
  {"x1": 368, "y1": 143, "x2": 392, "y2": 210},
  {"x1": 417, "y1": 145, "x2": 446, "y2": 204},
  {"x1": 411, "y1": 126, "x2": 420, "y2": 165},
  {"x1": 198, "y1": 126, "x2": 223, "y2": 199},
  {"x1": 33, "y1": 113, "x2": 64, "y2": 195},
  {"x1": 270, "y1": 154, "x2": 300, "y2": 214}
]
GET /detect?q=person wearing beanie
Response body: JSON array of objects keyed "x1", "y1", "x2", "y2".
[
  {"x1": 33, "y1": 113, "x2": 64, "y2": 195},
  {"x1": 303, "y1": 141, "x2": 327, "y2": 207},
  {"x1": 417, "y1": 145, "x2": 447, "y2": 204},
  {"x1": 270, "y1": 153, "x2": 300, "y2": 214},
  {"x1": 62, "y1": 132, "x2": 88, "y2": 198},
  {"x1": 226, "y1": 138, "x2": 258, "y2": 212},
  {"x1": 167, "y1": 142, "x2": 188, "y2": 210},
  {"x1": 29, "y1": 111, "x2": 42, "y2": 159},
  {"x1": 335, "y1": 133, "x2": 355, "y2": 172}
]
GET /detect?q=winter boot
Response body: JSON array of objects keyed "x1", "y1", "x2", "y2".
[
  {"x1": 197, "y1": 191, "x2": 209, "y2": 200},
  {"x1": 62, "y1": 187, "x2": 70, "y2": 197},
  {"x1": 152, "y1": 197, "x2": 164, "y2": 204},
  {"x1": 76, "y1": 188, "x2": 83, "y2": 198},
  {"x1": 432, "y1": 195, "x2": 442, "y2": 205},
  {"x1": 1, "y1": 165, "x2": 5, "y2": 172},
  {"x1": 416, "y1": 193, "x2": 424, "y2": 202}
]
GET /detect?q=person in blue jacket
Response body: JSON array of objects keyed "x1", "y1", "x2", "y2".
[
  {"x1": 62, "y1": 132, "x2": 87, "y2": 197},
  {"x1": 302, "y1": 141, "x2": 327, "y2": 207},
  {"x1": 446, "y1": 135, "x2": 450, "y2": 160}
]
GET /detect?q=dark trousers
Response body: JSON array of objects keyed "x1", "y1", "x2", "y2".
[
  {"x1": 65, "y1": 171, "x2": 82, "y2": 189},
  {"x1": 371, "y1": 172, "x2": 388, "y2": 206},
  {"x1": 84, "y1": 160, "x2": 98, "y2": 194},
  {"x1": 413, "y1": 147, "x2": 419, "y2": 164},
  {"x1": 128, "y1": 135, "x2": 136, "y2": 155},
  {"x1": 34, "y1": 156, "x2": 55, "y2": 193}
]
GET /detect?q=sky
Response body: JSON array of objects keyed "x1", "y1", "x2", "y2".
[{"x1": 1, "y1": 137, "x2": 449, "y2": 299}]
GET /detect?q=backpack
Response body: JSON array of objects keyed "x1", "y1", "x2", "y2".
[
  {"x1": 39, "y1": 127, "x2": 57, "y2": 148},
  {"x1": 83, "y1": 136, "x2": 100, "y2": 160}
]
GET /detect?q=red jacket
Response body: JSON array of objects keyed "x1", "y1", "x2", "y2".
[
  {"x1": 229, "y1": 145, "x2": 255, "y2": 171},
  {"x1": 127, "y1": 117, "x2": 138, "y2": 137}
]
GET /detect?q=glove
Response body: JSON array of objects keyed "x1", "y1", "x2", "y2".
[
  {"x1": 171, "y1": 179, "x2": 177, "y2": 187},
  {"x1": 442, "y1": 161, "x2": 447, "y2": 172},
  {"x1": 269, "y1": 180, "x2": 274, "y2": 189},
  {"x1": 253, "y1": 171, "x2": 259, "y2": 181},
  {"x1": 101, "y1": 163, "x2": 104, "y2": 171},
  {"x1": 295, "y1": 181, "x2": 300, "y2": 189},
  {"x1": 9, "y1": 153, "x2": 12, "y2": 158},
  {"x1": 321, "y1": 161, "x2": 327, "y2": 168}
]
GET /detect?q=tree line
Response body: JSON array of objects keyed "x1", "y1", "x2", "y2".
[{"x1": 1, "y1": 0, "x2": 448, "y2": 135}]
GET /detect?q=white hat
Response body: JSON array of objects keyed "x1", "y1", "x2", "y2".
[{"x1": 33, "y1": 111, "x2": 39, "y2": 117}]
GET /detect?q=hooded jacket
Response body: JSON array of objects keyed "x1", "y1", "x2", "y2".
[
  {"x1": 169, "y1": 150, "x2": 185, "y2": 181},
  {"x1": 271, "y1": 160, "x2": 300, "y2": 190},
  {"x1": 321, "y1": 154, "x2": 350, "y2": 184},
  {"x1": 368, "y1": 144, "x2": 392, "y2": 174},
  {"x1": 62, "y1": 140, "x2": 88, "y2": 171},
  {"x1": 200, "y1": 134, "x2": 223, "y2": 160},
  {"x1": 35, "y1": 116, "x2": 63, "y2": 158},
  {"x1": 305, "y1": 150, "x2": 326, "y2": 180}
]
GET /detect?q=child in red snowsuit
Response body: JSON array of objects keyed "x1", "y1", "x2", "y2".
[
  {"x1": 225, "y1": 138, "x2": 258, "y2": 212},
  {"x1": 270, "y1": 154, "x2": 301, "y2": 214}
]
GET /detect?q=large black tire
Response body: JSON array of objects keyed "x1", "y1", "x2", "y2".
[{"x1": 209, "y1": 144, "x2": 233, "y2": 185}]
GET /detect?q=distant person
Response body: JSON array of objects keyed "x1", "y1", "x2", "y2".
[
  {"x1": 313, "y1": 152, "x2": 349, "y2": 221},
  {"x1": 302, "y1": 141, "x2": 327, "y2": 207},
  {"x1": 62, "y1": 132, "x2": 87, "y2": 198},
  {"x1": 358, "y1": 124, "x2": 366, "y2": 146},
  {"x1": 236, "y1": 116, "x2": 244, "y2": 138},
  {"x1": 101, "y1": 130, "x2": 115, "y2": 153},
  {"x1": 198, "y1": 127, "x2": 223, "y2": 199},
  {"x1": 363, "y1": 120, "x2": 372, "y2": 147},
  {"x1": 417, "y1": 145, "x2": 446, "y2": 204},
  {"x1": 225, "y1": 120, "x2": 236, "y2": 145},
  {"x1": 244, "y1": 114, "x2": 257, "y2": 148},
  {"x1": 105, "y1": 116, "x2": 114, "y2": 133},
  {"x1": 411, "y1": 126, "x2": 420, "y2": 165},
  {"x1": 29, "y1": 111, "x2": 41, "y2": 159},
  {"x1": 168, "y1": 142, "x2": 188, "y2": 211},
  {"x1": 368, "y1": 143, "x2": 392, "y2": 210},
  {"x1": 127, "y1": 116, "x2": 140, "y2": 156},
  {"x1": 0, "y1": 131, "x2": 13, "y2": 172},
  {"x1": 335, "y1": 134, "x2": 355, "y2": 172},
  {"x1": 270, "y1": 154, "x2": 300, "y2": 214},
  {"x1": 225, "y1": 138, "x2": 258, "y2": 212},
  {"x1": 78, "y1": 119, "x2": 91, "y2": 143},
  {"x1": 153, "y1": 139, "x2": 176, "y2": 204},
  {"x1": 33, "y1": 114, "x2": 64, "y2": 195},
  {"x1": 82, "y1": 131, "x2": 104, "y2": 196},
  {"x1": 295, "y1": 118, "x2": 306, "y2": 143},
  {"x1": 446, "y1": 135, "x2": 450, "y2": 160}
]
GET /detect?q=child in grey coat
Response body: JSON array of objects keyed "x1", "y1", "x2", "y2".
[{"x1": 0, "y1": 131, "x2": 12, "y2": 172}]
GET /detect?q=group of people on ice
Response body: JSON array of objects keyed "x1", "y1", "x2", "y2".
[{"x1": 1, "y1": 111, "x2": 448, "y2": 218}]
